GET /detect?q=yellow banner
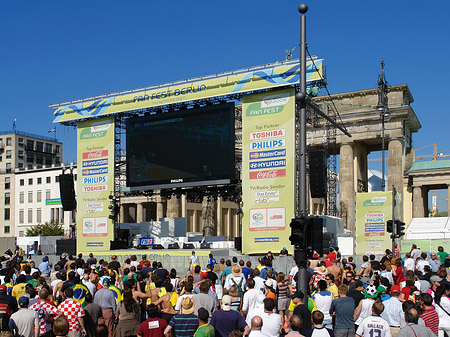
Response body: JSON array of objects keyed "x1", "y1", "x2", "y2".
[
  {"x1": 76, "y1": 116, "x2": 115, "y2": 253},
  {"x1": 355, "y1": 192, "x2": 393, "y2": 255},
  {"x1": 241, "y1": 88, "x2": 296, "y2": 254},
  {"x1": 53, "y1": 59, "x2": 323, "y2": 123}
]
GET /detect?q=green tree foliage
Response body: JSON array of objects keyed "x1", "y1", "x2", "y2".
[
  {"x1": 434, "y1": 211, "x2": 449, "y2": 217},
  {"x1": 25, "y1": 220, "x2": 64, "y2": 237}
]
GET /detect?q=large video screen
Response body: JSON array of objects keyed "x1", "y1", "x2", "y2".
[{"x1": 126, "y1": 103, "x2": 235, "y2": 189}]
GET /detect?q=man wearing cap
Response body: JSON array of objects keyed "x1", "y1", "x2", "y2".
[
  {"x1": 194, "y1": 307, "x2": 214, "y2": 337},
  {"x1": 224, "y1": 265, "x2": 246, "y2": 293},
  {"x1": 210, "y1": 295, "x2": 250, "y2": 337},
  {"x1": 289, "y1": 291, "x2": 312, "y2": 335},
  {"x1": 347, "y1": 281, "x2": 365, "y2": 308},
  {"x1": 38, "y1": 257, "x2": 52, "y2": 283},
  {"x1": 9, "y1": 296, "x2": 39, "y2": 337},
  {"x1": 380, "y1": 285, "x2": 402, "y2": 336},
  {"x1": 93, "y1": 278, "x2": 116, "y2": 337},
  {"x1": 0, "y1": 284, "x2": 18, "y2": 314},
  {"x1": 165, "y1": 297, "x2": 199, "y2": 337}
]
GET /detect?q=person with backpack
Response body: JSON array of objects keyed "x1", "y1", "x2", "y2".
[{"x1": 224, "y1": 265, "x2": 246, "y2": 296}]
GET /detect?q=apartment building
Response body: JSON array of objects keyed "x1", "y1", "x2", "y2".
[{"x1": 0, "y1": 130, "x2": 62, "y2": 236}]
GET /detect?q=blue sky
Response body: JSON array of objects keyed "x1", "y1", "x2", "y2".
[{"x1": 1, "y1": 1, "x2": 449, "y2": 209}]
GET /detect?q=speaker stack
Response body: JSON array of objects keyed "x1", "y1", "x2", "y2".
[
  {"x1": 56, "y1": 239, "x2": 76, "y2": 256},
  {"x1": 168, "y1": 243, "x2": 180, "y2": 249},
  {"x1": 309, "y1": 150, "x2": 327, "y2": 198},
  {"x1": 59, "y1": 174, "x2": 77, "y2": 211},
  {"x1": 183, "y1": 243, "x2": 195, "y2": 249}
]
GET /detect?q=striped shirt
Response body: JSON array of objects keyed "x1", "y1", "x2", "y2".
[
  {"x1": 421, "y1": 308, "x2": 439, "y2": 336},
  {"x1": 278, "y1": 281, "x2": 289, "y2": 299},
  {"x1": 169, "y1": 313, "x2": 199, "y2": 337}
]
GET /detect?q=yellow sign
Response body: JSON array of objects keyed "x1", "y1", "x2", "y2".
[
  {"x1": 241, "y1": 88, "x2": 296, "y2": 254},
  {"x1": 355, "y1": 192, "x2": 392, "y2": 255},
  {"x1": 76, "y1": 116, "x2": 115, "y2": 253},
  {"x1": 53, "y1": 59, "x2": 323, "y2": 123}
]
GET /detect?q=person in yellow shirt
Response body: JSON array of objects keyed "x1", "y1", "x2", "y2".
[
  {"x1": 11, "y1": 275, "x2": 27, "y2": 302},
  {"x1": 325, "y1": 274, "x2": 339, "y2": 299}
]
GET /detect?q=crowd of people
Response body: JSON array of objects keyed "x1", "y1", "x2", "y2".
[{"x1": 0, "y1": 244, "x2": 448, "y2": 337}]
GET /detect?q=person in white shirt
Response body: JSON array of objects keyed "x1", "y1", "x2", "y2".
[
  {"x1": 416, "y1": 252, "x2": 430, "y2": 275},
  {"x1": 289, "y1": 264, "x2": 298, "y2": 290},
  {"x1": 249, "y1": 315, "x2": 269, "y2": 337},
  {"x1": 259, "y1": 298, "x2": 282, "y2": 337},
  {"x1": 410, "y1": 244, "x2": 422, "y2": 260},
  {"x1": 253, "y1": 269, "x2": 266, "y2": 293},
  {"x1": 404, "y1": 252, "x2": 415, "y2": 272},
  {"x1": 311, "y1": 280, "x2": 333, "y2": 328},
  {"x1": 224, "y1": 265, "x2": 246, "y2": 292},
  {"x1": 356, "y1": 300, "x2": 392, "y2": 337},
  {"x1": 242, "y1": 279, "x2": 263, "y2": 317}
]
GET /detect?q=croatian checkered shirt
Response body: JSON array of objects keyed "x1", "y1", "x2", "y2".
[
  {"x1": 29, "y1": 300, "x2": 60, "y2": 335},
  {"x1": 58, "y1": 299, "x2": 85, "y2": 331}
]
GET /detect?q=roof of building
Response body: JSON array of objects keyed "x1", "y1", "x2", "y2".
[{"x1": 408, "y1": 159, "x2": 450, "y2": 172}]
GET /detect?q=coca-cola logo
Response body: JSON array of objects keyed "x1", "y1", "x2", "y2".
[
  {"x1": 82, "y1": 150, "x2": 108, "y2": 159},
  {"x1": 249, "y1": 169, "x2": 286, "y2": 180}
]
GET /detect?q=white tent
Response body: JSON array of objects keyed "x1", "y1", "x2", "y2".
[{"x1": 406, "y1": 217, "x2": 450, "y2": 240}]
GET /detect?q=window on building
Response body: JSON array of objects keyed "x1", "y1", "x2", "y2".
[
  {"x1": 4, "y1": 226, "x2": 10, "y2": 234},
  {"x1": 19, "y1": 210, "x2": 24, "y2": 224},
  {"x1": 4, "y1": 209, "x2": 10, "y2": 221},
  {"x1": 36, "y1": 142, "x2": 43, "y2": 152},
  {"x1": 28, "y1": 209, "x2": 32, "y2": 223},
  {"x1": 28, "y1": 178, "x2": 33, "y2": 185},
  {"x1": 37, "y1": 190, "x2": 42, "y2": 202},
  {"x1": 27, "y1": 164, "x2": 33, "y2": 169},
  {"x1": 6, "y1": 163, "x2": 11, "y2": 174},
  {"x1": 18, "y1": 138, "x2": 24, "y2": 146},
  {"x1": 0, "y1": 155, "x2": 2, "y2": 162},
  {"x1": 55, "y1": 208, "x2": 60, "y2": 223},
  {"x1": 45, "y1": 144, "x2": 52, "y2": 153},
  {"x1": 5, "y1": 150, "x2": 11, "y2": 159},
  {"x1": 28, "y1": 191, "x2": 33, "y2": 203},
  {"x1": 55, "y1": 145, "x2": 60, "y2": 153},
  {"x1": 36, "y1": 155, "x2": 43, "y2": 165},
  {"x1": 46, "y1": 177, "x2": 51, "y2": 184},
  {"x1": 0, "y1": 138, "x2": 2, "y2": 147},
  {"x1": 46, "y1": 190, "x2": 51, "y2": 200},
  {"x1": 55, "y1": 157, "x2": 60, "y2": 165},
  {"x1": 27, "y1": 153, "x2": 34, "y2": 163},
  {"x1": 36, "y1": 209, "x2": 41, "y2": 223},
  {"x1": 74, "y1": 174, "x2": 77, "y2": 181},
  {"x1": 50, "y1": 208, "x2": 55, "y2": 222},
  {"x1": 45, "y1": 157, "x2": 52, "y2": 166},
  {"x1": 37, "y1": 177, "x2": 42, "y2": 184},
  {"x1": 6, "y1": 137, "x2": 11, "y2": 146},
  {"x1": 18, "y1": 150, "x2": 24, "y2": 159},
  {"x1": 19, "y1": 192, "x2": 24, "y2": 204},
  {"x1": 5, "y1": 193, "x2": 10, "y2": 205},
  {"x1": 4, "y1": 178, "x2": 10, "y2": 190},
  {"x1": 26, "y1": 140, "x2": 34, "y2": 150},
  {"x1": 55, "y1": 176, "x2": 60, "y2": 183},
  {"x1": 19, "y1": 231, "x2": 24, "y2": 237},
  {"x1": 18, "y1": 163, "x2": 24, "y2": 169}
]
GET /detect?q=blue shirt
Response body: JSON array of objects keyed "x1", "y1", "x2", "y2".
[
  {"x1": 210, "y1": 309, "x2": 247, "y2": 337},
  {"x1": 169, "y1": 314, "x2": 199, "y2": 337},
  {"x1": 329, "y1": 296, "x2": 355, "y2": 329},
  {"x1": 38, "y1": 261, "x2": 51, "y2": 274}
]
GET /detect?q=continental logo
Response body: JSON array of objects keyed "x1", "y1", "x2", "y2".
[
  {"x1": 79, "y1": 120, "x2": 111, "y2": 139},
  {"x1": 246, "y1": 92, "x2": 290, "y2": 117},
  {"x1": 363, "y1": 196, "x2": 387, "y2": 207}
]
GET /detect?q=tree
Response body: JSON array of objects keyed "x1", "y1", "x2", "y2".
[
  {"x1": 25, "y1": 220, "x2": 64, "y2": 237},
  {"x1": 434, "y1": 211, "x2": 449, "y2": 217}
]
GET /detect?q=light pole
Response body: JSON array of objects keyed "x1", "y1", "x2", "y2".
[{"x1": 375, "y1": 61, "x2": 390, "y2": 191}]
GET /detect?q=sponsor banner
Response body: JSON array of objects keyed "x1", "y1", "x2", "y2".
[
  {"x1": 82, "y1": 167, "x2": 108, "y2": 176},
  {"x1": 82, "y1": 158, "x2": 108, "y2": 168},
  {"x1": 242, "y1": 88, "x2": 295, "y2": 254},
  {"x1": 53, "y1": 59, "x2": 323, "y2": 123},
  {"x1": 77, "y1": 117, "x2": 115, "y2": 252},
  {"x1": 249, "y1": 149, "x2": 286, "y2": 160},
  {"x1": 356, "y1": 192, "x2": 393, "y2": 255}
]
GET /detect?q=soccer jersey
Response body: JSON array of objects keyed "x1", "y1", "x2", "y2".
[
  {"x1": 29, "y1": 300, "x2": 59, "y2": 334},
  {"x1": 356, "y1": 315, "x2": 391, "y2": 337},
  {"x1": 58, "y1": 299, "x2": 85, "y2": 332}
]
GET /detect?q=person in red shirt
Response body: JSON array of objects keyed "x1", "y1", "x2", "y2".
[
  {"x1": 420, "y1": 293, "x2": 439, "y2": 336},
  {"x1": 327, "y1": 247, "x2": 336, "y2": 262},
  {"x1": 140, "y1": 255, "x2": 151, "y2": 268},
  {"x1": 137, "y1": 304, "x2": 168, "y2": 337},
  {"x1": 57, "y1": 288, "x2": 86, "y2": 337}
]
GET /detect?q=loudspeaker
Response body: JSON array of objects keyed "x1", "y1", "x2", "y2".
[
  {"x1": 168, "y1": 243, "x2": 179, "y2": 249},
  {"x1": 56, "y1": 239, "x2": 76, "y2": 256},
  {"x1": 183, "y1": 243, "x2": 195, "y2": 249},
  {"x1": 200, "y1": 242, "x2": 210, "y2": 249},
  {"x1": 309, "y1": 150, "x2": 327, "y2": 198},
  {"x1": 152, "y1": 244, "x2": 164, "y2": 250},
  {"x1": 234, "y1": 237, "x2": 242, "y2": 251},
  {"x1": 59, "y1": 174, "x2": 77, "y2": 211},
  {"x1": 322, "y1": 232, "x2": 334, "y2": 256},
  {"x1": 110, "y1": 240, "x2": 127, "y2": 250},
  {"x1": 306, "y1": 217, "x2": 323, "y2": 258}
]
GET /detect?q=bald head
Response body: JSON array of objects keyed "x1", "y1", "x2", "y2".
[
  {"x1": 39, "y1": 288, "x2": 49, "y2": 300},
  {"x1": 251, "y1": 316, "x2": 263, "y2": 330}
]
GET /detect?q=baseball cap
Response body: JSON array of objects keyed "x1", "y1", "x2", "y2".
[
  {"x1": 42, "y1": 256, "x2": 48, "y2": 262},
  {"x1": 0, "y1": 285, "x2": 6, "y2": 292},
  {"x1": 354, "y1": 280, "x2": 364, "y2": 288},
  {"x1": 102, "y1": 277, "x2": 111, "y2": 285},
  {"x1": 430, "y1": 275, "x2": 443, "y2": 283},
  {"x1": 222, "y1": 295, "x2": 232, "y2": 311},
  {"x1": 290, "y1": 290, "x2": 304, "y2": 300},
  {"x1": 265, "y1": 279, "x2": 273, "y2": 287},
  {"x1": 197, "y1": 307, "x2": 209, "y2": 321},
  {"x1": 391, "y1": 285, "x2": 400, "y2": 294},
  {"x1": 18, "y1": 296, "x2": 29, "y2": 307}
]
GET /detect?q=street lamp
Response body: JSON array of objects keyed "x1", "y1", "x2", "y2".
[{"x1": 375, "y1": 61, "x2": 390, "y2": 191}]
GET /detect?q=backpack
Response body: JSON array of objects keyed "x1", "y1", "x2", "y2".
[{"x1": 231, "y1": 277, "x2": 244, "y2": 298}]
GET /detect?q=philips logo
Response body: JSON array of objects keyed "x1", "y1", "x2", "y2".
[
  {"x1": 250, "y1": 139, "x2": 285, "y2": 150},
  {"x1": 83, "y1": 176, "x2": 107, "y2": 184},
  {"x1": 171, "y1": 179, "x2": 183, "y2": 183}
]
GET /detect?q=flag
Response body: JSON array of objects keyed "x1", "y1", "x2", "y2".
[
  {"x1": 13, "y1": 118, "x2": 16, "y2": 130},
  {"x1": 71, "y1": 283, "x2": 89, "y2": 307},
  {"x1": 109, "y1": 285, "x2": 122, "y2": 305},
  {"x1": 48, "y1": 128, "x2": 56, "y2": 133}
]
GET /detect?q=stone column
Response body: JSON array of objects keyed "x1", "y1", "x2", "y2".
[
  {"x1": 119, "y1": 205, "x2": 125, "y2": 223},
  {"x1": 136, "y1": 203, "x2": 143, "y2": 223},
  {"x1": 388, "y1": 138, "x2": 404, "y2": 192},
  {"x1": 156, "y1": 200, "x2": 164, "y2": 220},
  {"x1": 412, "y1": 186, "x2": 424, "y2": 218},
  {"x1": 353, "y1": 143, "x2": 368, "y2": 192},
  {"x1": 339, "y1": 143, "x2": 355, "y2": 231},
  {"x1": 166, "y1": 197, "x2": 181, "y2": 218},
  {"x1": 216, "y1": 198, "x2": 222, "y2": 237}
]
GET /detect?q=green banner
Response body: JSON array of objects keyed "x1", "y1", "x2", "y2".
[
  {"x1": 241, "y1": 88, "x2": 295, "y2": 254},
  {"x1": 355, "y1": 192, "x2": 392, "y2": 255},
  {"x1": 76, "y1": 117, "x2": 115, "y2": 252}
]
